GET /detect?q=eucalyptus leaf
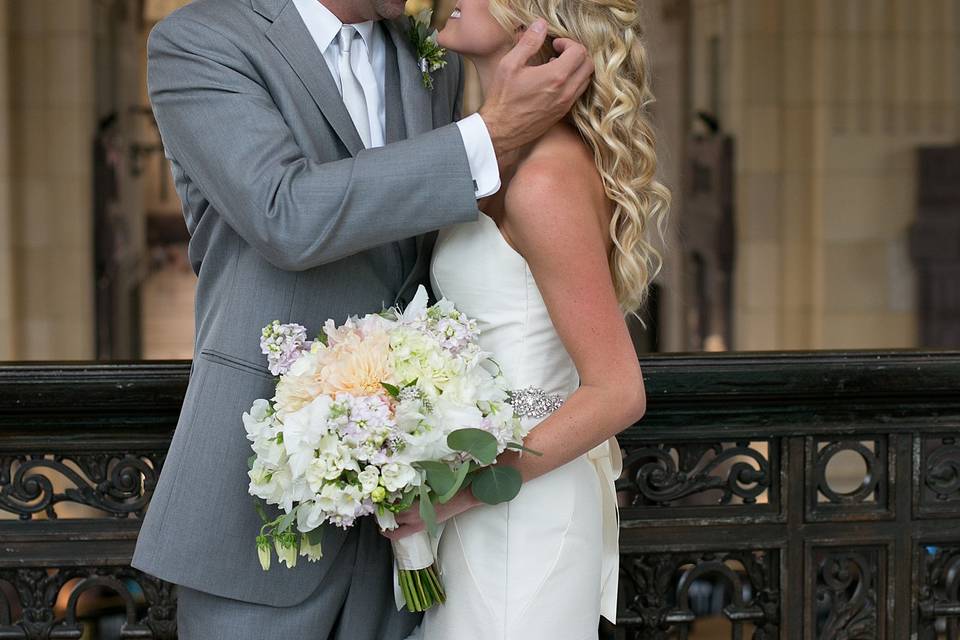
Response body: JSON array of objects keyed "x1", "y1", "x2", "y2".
[
  {"x1": 396, "y1": 489, "x2": 416, "y2": 512},
  {"x1": 437, "y1": 460, "x2": 473, "y2": 504},
  {"x1": 471, "y1": 466, "x2": 522, "y2": 505},
  {"x1": 417, "y1": 461, "x2": 457, "y2": 498},
  {"x1": 447, "y1": 428, "x2": 498, "y2": 465},
  {"x1": 418, "y1": 483, "x2": 438, "y2": 538}
]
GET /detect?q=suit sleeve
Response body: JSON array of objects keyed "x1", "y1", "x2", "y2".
[{"x1": 147, "y1": 16, "x2": 479, "y2": 272}]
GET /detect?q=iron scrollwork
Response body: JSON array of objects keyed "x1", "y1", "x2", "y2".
[
  {"x1": 813, "y1": 548, "x2": 881, "y2": 639},
  {"x1": 924, "y1": 436, "x2": 960, "y2": 504},
  {"x1": 0, "y1": 567, "x2": 176, "y2": 639},
  {"x1": 618, "y1": 441, "x2": 772, "y2": 507},
  {"x1": 0, "y1": 453, "x2": 163, "y2": 520},
  {"x1": 918, "y1": 544, "x2": 960, "y2": 640},
  {"x1": 617, "y1": 549, "x2": 780, "y2": 638}
]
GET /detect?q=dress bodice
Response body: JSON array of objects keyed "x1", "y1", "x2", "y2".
[
  {"x1": 426, "y1": 213, "x2": 623, "y2": 628},
  {"x1": 430, "y1": 214, "x2": 579, "y2": 399}
]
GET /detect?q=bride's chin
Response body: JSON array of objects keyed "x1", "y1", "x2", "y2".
[{"x1": 436, "y1": 30, "x2": 456, "y2": 51}]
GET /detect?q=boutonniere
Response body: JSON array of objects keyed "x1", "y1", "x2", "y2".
[{"x1": 409, "y1": 10, "x2": 447, "y2": 90}]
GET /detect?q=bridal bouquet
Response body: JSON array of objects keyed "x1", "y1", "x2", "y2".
[{"x1": 243, "y1": 286, "x2": 532, "y2": 612}]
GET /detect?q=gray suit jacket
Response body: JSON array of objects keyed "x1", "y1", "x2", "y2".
[{"x1": 132, "y1": 0, "x2": 478, "y2": 607}]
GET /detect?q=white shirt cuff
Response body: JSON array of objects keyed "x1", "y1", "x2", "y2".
[{"x1": 456, "y1": 113, "x2": 501, "y2": 199}]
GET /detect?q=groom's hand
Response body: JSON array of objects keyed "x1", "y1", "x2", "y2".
[{"x1": 478, "y1": 19, "x2": 594, "y2": 162}]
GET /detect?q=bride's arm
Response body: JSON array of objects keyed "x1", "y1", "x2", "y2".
[
  {"x1": 492, "y1": 155, "x2": 647, "y2": 481},
  {"x1": 384, "y1": 152, "x2": 646, "y2": 540}
]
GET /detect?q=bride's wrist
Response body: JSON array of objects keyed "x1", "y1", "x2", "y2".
[{"x1": 458, "y1": 489, "x2": 481, "y2": 511}]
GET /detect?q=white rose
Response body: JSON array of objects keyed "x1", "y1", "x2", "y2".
[
  {"x1": 357, "y1": 466, "x2": 380, "y2": 495},
  {"x1": 380, "y1": 462, "x2": 418, "y2": 492}
]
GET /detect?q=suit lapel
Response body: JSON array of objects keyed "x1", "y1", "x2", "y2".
[
  {"x1": 385, "y1": 19, "x2": 434, "y2": 139},
  {"x1": 254, "y1": 2, "x2": 437, "y2": 303},
  {"x1": 263, "y1": 1, "x2": 365, "y2": 155}
]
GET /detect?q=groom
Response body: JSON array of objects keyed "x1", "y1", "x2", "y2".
[{"x1": 132, "y1": 0, "x2": 592, "y2": 638}]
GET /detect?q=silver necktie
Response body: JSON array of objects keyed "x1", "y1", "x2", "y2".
[{"x1": 337, "y1": 26, "x2": 372, "y2": 148}]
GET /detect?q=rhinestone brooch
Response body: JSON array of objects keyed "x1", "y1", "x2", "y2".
[{"x1": 506, "y1": 387, "x2": 565, "y2": 419}]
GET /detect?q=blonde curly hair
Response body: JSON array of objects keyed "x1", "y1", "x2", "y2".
[{"x1": 489, "y1": 0, "x2": 670, "y2": 316}]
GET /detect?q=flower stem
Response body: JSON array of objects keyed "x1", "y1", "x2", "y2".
[{"x1": 398, "y1": 565, "x2": 445, "y2": 612}]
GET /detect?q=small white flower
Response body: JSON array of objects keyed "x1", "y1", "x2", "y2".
[
  {"x1": 296, "y1": 499, "x2": 328, "y2": 532},
  {"x1": 376, "y1": 509, "x2": 398, "y2": 531},
  {"x1": 256, "y1": 535, "x2": 271, "y2": 570},
  {"x1": 275, "y1": 533, "x2": 298, "y2": 568},
  {"x1": 299, "y1": 535, "x2": 323, "y2": 562},
  {"x1": 242, "y1": 399, "x2": 273, "y2": 441}
]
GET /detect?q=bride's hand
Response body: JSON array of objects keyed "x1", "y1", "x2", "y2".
[{"x1": 380, "y1": 490, "x2": 480, "y2": 541}]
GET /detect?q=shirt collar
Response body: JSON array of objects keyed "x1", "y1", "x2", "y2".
[{"x1": 292, "y1": 0, "x2": 377, "y2": 55}]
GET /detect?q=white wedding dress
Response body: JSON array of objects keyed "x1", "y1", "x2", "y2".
[{"x1": 406, "y1": 214, "x2": 622, "y2": 640}]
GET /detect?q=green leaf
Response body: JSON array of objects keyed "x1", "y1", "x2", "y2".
[
  {"x1": 416, "y1": 461, "x2": 457, "y2": 498},
  {"x1": 506, "y1": 442, "x2": 544, "y2": 457},
  {"x1": 276, "y1": 510, "x2": 296, "y2": 533},
  {"x1": 305, "y1": 526, "x2": 324, "y2": 546},
  {"x1": 253, "y1": 498, "x2": 269, "y2": 524},
  {"x1": 437, "y1": 461, "x2": 473, "y2": 504},
  {"x1": 418, "y1": 483, "x2": 438, "y2": 538},
  {"x1": 247, "y1": 454, "x2": 257, "y2": 470},
  {"x1": 382, "y1": 382, "x2": 401, "y2": 398},
  {"x1": 447, "y1": 428, "x2": 499, "y2": 465},
  {"x1": 471, "y1": 466, "x2": 522, "y2": 505},
  {"x1": 394, "y1": 489, "x2": 416, "y2": 512}
]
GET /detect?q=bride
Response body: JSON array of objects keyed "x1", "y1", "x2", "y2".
[{"x1": 383, "y1": 0, "x2": 670, "y2": 638}]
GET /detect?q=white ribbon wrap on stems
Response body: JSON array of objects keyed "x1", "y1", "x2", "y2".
[
  {"x1": 377, "y1": 511, "x2": 445, "y2": 611},
  {"x1": 587, "y1": 436, "x2": 623, "y2": 623}
]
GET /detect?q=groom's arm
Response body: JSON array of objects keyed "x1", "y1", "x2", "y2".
[{"x1": 147, "y1": 16, "x2": 478, "y2": 272}]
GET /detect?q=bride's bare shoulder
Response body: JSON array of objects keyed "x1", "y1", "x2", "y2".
[{"x1": 503, "y1": 123, "x2": 610, "y2": 241}]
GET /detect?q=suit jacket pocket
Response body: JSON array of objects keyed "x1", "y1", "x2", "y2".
[{"x1": 197, "y1": 348, "x2": 275, "y2": 380}]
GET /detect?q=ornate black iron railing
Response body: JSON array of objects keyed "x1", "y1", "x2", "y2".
[{"x1": 1, "y1": 351, "x2": 959, "y2": 639}]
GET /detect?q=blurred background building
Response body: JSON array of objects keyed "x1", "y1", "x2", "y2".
[{"x1": 0, "y1": 0, "x2": 957, "y2": 362}]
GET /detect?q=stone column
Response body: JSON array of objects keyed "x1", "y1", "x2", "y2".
[
  {"x1": 8, "y1": 0, "x2": 96, "y2": 359},
  {"x1": 0, "y1": 1, "x2": 13, "y2": 359}
]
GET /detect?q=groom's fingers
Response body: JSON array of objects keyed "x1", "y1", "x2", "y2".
[
  {"x1": 550, "y1": 38, "x2": 594, "y2": 102},
  {"x1": 501, "y1": 19, "x2": 548, "y2": 71},
  {"x1": 551, "y1": 38, "x2": 592, "y2": 82}
]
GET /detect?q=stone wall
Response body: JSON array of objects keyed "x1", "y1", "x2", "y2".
[{"x1": 691, "y1": 0, "x2": 960, "y2": 350}]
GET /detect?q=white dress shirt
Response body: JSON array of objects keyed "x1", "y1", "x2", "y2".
[{"x1": 292, "y1": 0, "x2": 500, "y2": 198}]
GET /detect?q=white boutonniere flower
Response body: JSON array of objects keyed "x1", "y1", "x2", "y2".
[{"x1": 409, "y1": 10, "x2": 447, "y2": 90}]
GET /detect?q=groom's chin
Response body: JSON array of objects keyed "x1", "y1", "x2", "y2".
[{"x1": 375, "y1": 0, "x2": 408, "y2": 20}]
